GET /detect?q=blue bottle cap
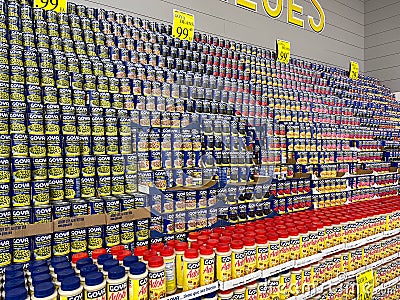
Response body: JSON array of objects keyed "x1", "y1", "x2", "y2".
[
  {"x1": 32, "y1": 273, "x2": 52, "y2": 285},
  {"x1": 29, "y1": 260, "x2": 48, "y2": 271},
  {"x1": 3, "y1": 278, "x2": 25, "y2": 292},
  {"x1": 108, "y1": 266, "x2": 125, "y2": 280},
  {"x1": 5, "y1": 264, "x2": 23, "y2": 276},
  {"x1": 56, "y1": 268, "x2": 76, "y2": 282},
  {"x1": 5, "y1": 270, "x2": 24, "y2": 280},
  {"x1": 34, "y1": 282, "x2": 55, "y2": 298},
  {"x1": 103, "y1": 259, "x2": 118, "y2": 272},
  {"x1": 31, "y1": 266, "x2": 50, "y2": 277},
  {"x1": 123, "y1": 256, "x2": 138, "y2": 269},
  {"x1": 54, "y1": 262, "x2": 72, "y2": 273},
  {"x1": 129, "y1": 262, "x2": 146, "y2": 275},
  {"x1": 76, "y1": 258, "x2": 93, "y2": 270},
  {"x1": 4, "y1": 287, "x2": 27, "y2": 300},
  {"x1": 61, "y1": 276, "x2": 81, "y2": 292},
  {"x1": 85, "y1": 272, "x2": 104, "y2": 286},
  {"x1": 51, "y1": 256, "x2": 68, "y2": 266},
  {"x1": 80, "y1": 264, "x2": 98, "y2": 277},
  {"x1": 97, "y1": 254, "x2": 113, "y2": 265}
]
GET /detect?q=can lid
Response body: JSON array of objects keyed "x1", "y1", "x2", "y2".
[
  {"x1": 243, "y1": 238, "x2": 255, "y2": 246},
  {"x1": 34, "y1": 282, "x2": 55, "y2": 298},
  {"x1": 117, "y1": 250, "x2": 132, "y2": 262},
  {"x1": 31, "y1": 266, "x2": 50, "y2": 277},
  {"x1": 6, "y1": 270, "x2": 24, "y2": 280},
  {"x1": 56, "y1": 268, "x2": 76, "y2": 282},
  {"x1": 4, "y1": 278, "x2": 25, "y2": 292},
  {"x1": 148, "y1": 256, "x2": 164, "y2": 268},
  {"x1": 108, "y1": 266, "x2": 126, "y2": 280},
  {"x1": 184, "y1": 248, "x2": 199, "y2": 259},
  {"x1": 98, "y1": 254, "x2": 113, "y2": 265},
  {"x1": 255, "y1": 236, "x2": 268, "y2": 244},
  {"x1": 231, "y1": 240, "x2": 244, "y2": 249},
  {"x1": 151, "y1": 242, "x2": 165, "y2": 253},
  {"x1": 92, "y1": 248, "x2": 107, "y2": 260},
  {"x1": 129, "y1": 262, "x2": 147, "y2": 275},
  {"x1": 5, "y1": 264, "x2": 23, "y2": 276},
  {"x1": 29, "y1": 260, "x2": 48, "y2": 272},
  {"x1": 200, "y1": 246, "x2": 214, "y2": 256},
  {"x1": 175, "y1": 242, "x2": 188, "y2": 252},
  {"x1": 54, "y1": 262, "x2": 72, "y2": 273},
  {"x1": 4, "y1": 287, "x2": 27, "y2": 300},
  {"x1": 160, "y1": 246, "x2": 174, "y2": 257},
  {"x1": 61, "y1": 276, "x2": 81, "y2": 292},
  {"x1": 32, "y1": 273, "x2": 52, "y2": 286},
  {"x1": 123, "y1": 256, "x2": 139, "y2": 269},
  {"x1": 188, "y1": 231, "x2": 201, "y2": 240},
  {"x1": 85, "y1": 272, "x2": 104, "y2": 286},
  {"x1": 110, "y1": 245, "x2": 125, "y2": 257},
  {"x1": 76, "y1": 258, "x2": 93, "y2": 270},
  {"x1": 216, "y1": 243, "x2": 230, "y2": 253},
  {"x1": 103, "y1": 259, "x2": 119, "y2": 272},
  {"x1": 134, "y1": 246, "x2": 148, "y2": 257},
  {"x1": 80, "y1": 264, "x2": 98, "y2": 277},
  {"x1": 72, "y1": 252, "x2": 89, "y2": 264}
]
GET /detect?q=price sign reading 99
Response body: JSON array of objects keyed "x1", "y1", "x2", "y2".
[
  {"x1": 172, "y1": 9, "x2": 195, "y2": 42},
  {"x1": 34, "y1": 0, "x2": 67, "y2": 13},
  {"x1": 276, "y1": 39, "x2": 291, "y2": 65},
  {"x1": 349, "y1": 61, "x2": 359, "y2": 80}
]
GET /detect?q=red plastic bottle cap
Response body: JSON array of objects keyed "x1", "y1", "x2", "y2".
[
  {"x1": 255, "y1": 229, "x2": 266, "y2": 235},
  {"x1": 197, "y1": 235, "x2": 209, "y2": 244},
  {"x1": 175, "y1": 242, "x2": 188, "y2": 252},
  {"x1": 225, "y1": 226, "x2": 236, "y2": 233},
  {"x1": 231, "y1": 240, "x2": 244, "y2": 249},
  {"x1": 72, "y1": 252, "x2": 88, "y2": 264},
  {"x1": 110, "y1": 245, "x2": 125, "y2": 256},
  {"x1": 246, "y1": 232, "x2": 256, "y2": 239},
  {"x1": 243, "y1": 238, "x2": 256, "y2": 246},
  {"x1": 255, "y1": 236, "x2": 268, "y2": 244},
  {"x1": 143, "y1": 250, "x2": 158, "y2": 262},
  {"x1": 160, "y1": 246, "x2": 174, "y2": 257},
  {"x1": 275, "y1": 219, "x2": 285, "y2": 225},
  {"x1": 213, "y1": 227, "x2": 225, "y2": 234},
  {"x1": 151, "y1": 242, "x2": 165, "y2": 253},
  {"x1": 276, "y1": 225, "x2": 286, "y2": 231},
  {"x1": 117, "y1": 250, "x2": 132, "y2": 261},
  {"x1": 287, "y1": 228, "x2": 299, "y2": 236},
  {"x1": 201, "y1": 229, "x2": 213, "y2": 236},
  {"x1": 235, "y1": 229, "x2": 245, "y2": 235},
  {"x1": 231, "y1": 234, "x2": 244, "y2": 241},
  {"x1": 209, "y1": 233, "x2": 220, "y2": 240},
  {"x1": 222, "y1": 231, "x2": 233, "y2": 237},
  {"x1": 235, "y1": 223, "x2": 246, "y2": 230},
  {"x1": 148, "y1": 256, "x2": 164, "y2": 268},
  {"x1": 219, "y1": 290, "x2": 233, "y2": 295},
  {"x1": 207, "y1": 239, "x2": 219, "y2": 249},
  {"x1": 323, "y1": 220, "x2": 333, "y2": 227},
  {"x1": 92, "y1": 248, "x2": 107, "y2": 260},
  {"x1": 307, "y1": 224, "x2": 318, "y2": 232},
  {"x1": 200, "y1": 246, "x2": 214, "y2": 256},
  {"x1": 297, "y1": 227, "x2": 308, "y2": 235},
  {"x1": 184, "y1": 248, "x2": 199, "y2": 259},
  {"x1": 190, "y1": 242, "x2": 202, "y2": 250},
  {"x1": 166, "y1": 240, "x2": 178, "y2": 248},
  {"x1": 134, "y1": 246, "x2": 148, "y2": 257},
  {"x1": 266, "y1": 233, "x2": 279, "y2": 241},
  {"x1": 285, "y1": 223, "x2": 295, "y2": 229},
  {"x1": 219, "y1": 236, "x2": 232, "y2": 244},
  {"x1": 216, "y1": 243, "x2": 231, "y2": 253},
  {"x1": 188, "y1": 231, "x2": 201, "y2": 240},
  {"x1": 277, "y1": 230, "x2": 289, "y2": 239}
]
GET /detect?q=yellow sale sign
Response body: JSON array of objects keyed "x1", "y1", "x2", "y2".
[
  {"x1": 276, "y1": 39, "x2": 290, "y2": 64},
  {"x1": 357, "y1": 269, "x2": 374, "y2": 300},
  {"x1": 172, "y1": 9, "x2": 195, "y2": 42},
  {"x1": 350, "y1": 61, "x2": 359, "y2": 80},
  {"x1": 34, "y1": 0, "x2": 67, "y2": 13}
]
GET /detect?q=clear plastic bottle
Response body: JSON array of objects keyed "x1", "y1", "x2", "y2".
[
  {"x1": 84, "y1": 271, "x2": 106, "y2": 300},
  {"x1": 128, "y1": 262, "x2": 148, "y2": 300},
  {"x1": 106, "y1": 266, "x2": 128, "y2": 300},
  {"x1": 59, "y1": 276, "x2": 83, "y2": 300}
]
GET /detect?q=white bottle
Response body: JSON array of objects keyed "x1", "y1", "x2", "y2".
[
  {"x1": 106, "y1": 266, "x2": 128, "y2": 300},
  {"x1": 32, "y1": 282, "x2": 58, "y2": 300},
  {"x1": 58, "y1": 276, "x2": 83, "y2": 300},
  {"x1": 128, "y1": 262, "x2": 148, "y2": 300},
  {"x1": 84, "y1": 272, "x2": 107, "y2": 300}
]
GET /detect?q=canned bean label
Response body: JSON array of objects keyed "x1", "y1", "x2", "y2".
[
  {"x1": 28, "y1": 113, "x2": 44, "y2": 135},
  {"x1": 29, "y1": 135, "x2": 46, "y2": 158},
  {"x1": 121, "y1": 220, "x2": 135, "y2": 245},
  {"x1": 0, "y1": 158, "x2": 9, "y2": 184},
  {"x1": 53, "y1": 230, "x2": 70, "y2": 257},
  {"x1": 79, "y1": 136, "x2": 91, "y2": 156},
  {"x1": 97, "y1": 155, "x2": 111, "y2": 176},
  {"x1": 0, "y1": 184, "x2": 10, "y2": 208},
  {"x1": 33, "y1": 234, "x2": 52, "y2": 260},
  {"x1": 105, "y1": 223, "x2": 120, "y2": 248},
  {"x1": 88, "y1": 225, "x2": 104, "y2": 252},
  {"x1": 81, "y1": 177, "x2": 95, "y2": 198},
  {"x1": 81, "y1": 156, "x2": 96, "y2": 177},
  {"x1": 46, "y1": 135, "x2": 62, "y2": 156},
  {"x1": 33, "y1": 205, "x2": 52, "y2": 224},
  {"x1": 12, "y1": 206, "x2": 31, "y2": 225},
  {"x1": 65, "y1": 178, "x2": 80, "y2": 199},
  {"x1": 32, "y1": 181, "x2": 50, "y2": 206},
  {"x1": 9, "y1": 113, "x2": 26, "y2": 134},
  {"x1": 64, "y1": 135, "x2": 80, "y2": 156},
  {"x1": 48, "y1": 157, "x2": 64, "y2": 179},
  {"x1": 12, "y1": 237, "x2": 31, "y2": 263},
  {"x1": 97, "y1": 176, "x2": 111, "y2": 197},
  {"x1": 71, "y1": 228, "x2": 87, "y2": 254},
  {"x1": 49, "y1": 178, "x2": 64, "y2": 201},
  {"x1": 12, "y1": 157, "x2": 30, "y2": 183},
  {"x1": 65, "y1": 157, "x2": 80, "y2": 179},
  {"x1": 45, "y1": 115, "x2": 61, "y2": 135}
]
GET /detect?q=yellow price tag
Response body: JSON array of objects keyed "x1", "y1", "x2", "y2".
[
  {"x1": 356, "y1": 269, "x2": 374, "y2": 300},
  {"x1": 34, "y1": 0, "x2": 67, "y2": 13},
  {"x1": 276, "y1": 39, "x2": 290, "y2": 64},
  {"x1": 350, "y1": 61, "x2": 359, "y2": 79},
  {"x1": 172, "y1": 9, "x2": 195, "y2": 42}
]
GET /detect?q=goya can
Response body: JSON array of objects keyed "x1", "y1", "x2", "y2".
[
  {"x1": 32, "y1": 233, "x2": 52, "y2": 261},
  {"x1": 88, "y1": 198, "x2": 105, "y2": 255},
  {"x1": 49, "y1": 178, "x2": 64, "y2": 201},
  {"x1": 12, "y1": 182, "x2": 31, "y2": 207},
  {"x1": 48, "y1": 157, "x2": 64, "y2": 179},
  {"x1": 53, "y1": 230, "x2": 70, "y2": 257},
  {"x1": 70, "y1": 227, "x2": 88, "y2": 254},
  {"x1": 31, "y1": 180, "x2": 50, "y2": 206},
  {"x1": 0, "y1": 113, "x2": 7, "y2": 136},
  {"x1": 28, "y1": 113, "x2": 44, "y2": 135},
  {"x1": 45, "y1": 115, "x2": 61, "y2": 135},
  {"x1": 81, "y1": 156, "x2": 96, "y2": 177},
  {"x1": 12, "y1": 236, "x2": 31, "y2": 263},
  {"x1": 0, "y1": 157, "x2": 9, "y2": 184},
  {"x1": 79, "y1": 136, "x2": 91, "y2": 156},
  {"x1": 81, "y1": 177, "x2": 95, "y2": 198},
  {"x1": 0, "y1": 183, "x2": 10, "y2": 208},
  {"x1": 0, "y1": 135, "x2": 10, "y2": 158},
  {"x1": 52, "y1": 200, "x2": 71, "y2": 220},
  {"x1": 96, "y1": 176, "x2": 111, "y2": 197},
  {"x1": 12, "y1": 206, "x2": 31, "y2": 225},
  {"x1": 29, "y1": 135, "x2": 46, "y2": 158},
  {"x1": 11, "y1": 134, "x2": 28, "y2": 157},
  {"x1": 96, "y1": 155, "x2": 111, "y2": 177},
  {"x1": 92, "y1": 136, "x2": 106, "y2": 155},
  {"x1": 111, "y1": 175, "x2": 125, "y2": 195},
  {"x1": 64, "y1": 178, "x2": 80, "y2": 199},
  {"x1": 64, "y1": 157, "x2": 80, "y2": 179},
  {"x1": 46, "y1": 135, "x2": 62, "y2": 157},
  {"x1": 9, "y1": 112, "x2": 26, "y2": 134},
  {"x1": 64, "y1": 135, "x2": 80, "y2": 157}
]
